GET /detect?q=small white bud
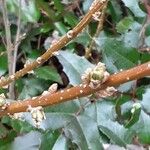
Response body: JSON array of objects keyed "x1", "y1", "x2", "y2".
[
  {"x1": 48, "y1": 83, "x2": 58, "y2": 94},
  {"x1": 36, "y1": 57, "x2": 42, "y2": 64},
  {"x1": 67, "y1": 30, "x2": 74, "y2": 39}
]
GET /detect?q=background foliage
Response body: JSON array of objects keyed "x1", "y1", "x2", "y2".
[{"x1": 0, "y1": 0, "x2": 150, "y2": 149}]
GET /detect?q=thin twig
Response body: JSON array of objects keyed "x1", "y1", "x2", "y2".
[
  {"x1": 139, "y1": 0, "x2": 150, "y2": 48},
  {"x1": 1, "y1": 0, "x2": 14, "y2": 99},
  {"x1": 85, "y1": 2, "x2": 108, "y2": 58},
  {"x1": 12, "y1": 0, "x2": 22, "y2": 75}
]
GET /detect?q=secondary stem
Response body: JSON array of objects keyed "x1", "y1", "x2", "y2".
[{"x1": 1, "y1": 0, "x2": 14, "y2": 99}]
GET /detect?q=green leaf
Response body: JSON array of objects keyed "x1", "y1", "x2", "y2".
[
  {"x1": 11, "y1": 131, "x2": 42, "y2": 150},
  {"x1": 36, "y1": 0, "x2": 56, "y2": 21},
  {"x1": 0, "y1": 130, "x2": 17, "y2": 147},
  {"x1": 130, "y1": 111, "x2": 150, "y2": 144},
  {"x1": 0, "y1": 123, "x2": 9, "y2": 139},
  {"x1": 52, "y1": 135, "x2": 68, "y2": 150},
  {"x1": 122, "y1": 21, "x2": 142, "y2": 48},
  {"x1": 18, "y1": 78, "x2": 49, "y2": 99},
  {"x1": 53, "y1": 0, "x2": 64, "y2": 12},
  {"x1": 74, "y1": 31, "x2": 91, "y2": 46},
  {"x1": 42, "y1": 113, "x2": 103, "y2": 150},
  {"x1": 122, "y1": 0, "x2": 146, "y2": 17},
  {"x1": 7, "y1": 0, "x2": 40, "y2": 23},
  {"x1": 57, "y1": 51, "x2": 93, "y2": 85},
  {"x1": 0, "y1": 55, "x2": 7, "y2": 76},
  {"x1": 83, "y1": 0, "x2": 93, "y2": 12},
  {"x1": 45, "y1": 99, "x2": 81, "y2": 114},
  {"x1": 34, "y1": 66, "x2": 62, "y2": 83},
  {"x1": 125, "y1": 104, "x2": 141, "y2": 128},
  {"x1": 108, "y1": 1, "x2": 122, "y2": 23},
  {"x1": 64, "y1": 13, "x2": 78, "y2": 27},
  {"x1": 96, "y1": 36, "x2": 139, "y2": 73},
  {"x1": 11, "y1": 120, "x2": 33, "y2": 134},
  {"x1": 54, "y1": 22, "x2": 68, "y2": 35},
  {"x1": 40, "y1": 130, "x2": 60, "y2": 150},
  {"x1": 96, "y1": 101, "x2": 133, "y2": 143},
  {"x1": 99, "y1": 125, "x2": 126, "y2": 147},
  {"x1": 141, "y1": 88, "x2": 150, "y2": 114},
  {"x1": 116, "y1": 17, "x2": 134, "y2": 33}
]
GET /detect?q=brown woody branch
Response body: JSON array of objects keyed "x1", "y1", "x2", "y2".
[
  {"x1": 0, "y1": 1, "x2": 107, "y2": 88},
  {"x1": 0, "y1": 61, "x2": 150, "y2": 117}
]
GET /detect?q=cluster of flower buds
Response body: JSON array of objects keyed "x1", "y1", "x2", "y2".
[
  {"x1": 0, "y1": 76, "x2": 8, "y2": 89},
  {"x1": 0, "y1": 93, "x2": 9, "y2": 111},
  {"x1": 92, "y1": 11, "x2": 101, "y2": 21},
  {"x1": 95, "y1": 86, "x2": 117, "y2": 98},
  {"x1": 82, "y1": 62, "x2": 110, "y2": 89},
  {"x1": 9, "y1": 112, "x2": 24, "y2": 120},
  {"x1": 27, "y1": 105, "x2": 46, "y2": 128},
  {"x1": 42, "y1": 83, "x2": 58, "y2": 96},
  {"x1": 90, "y1": 0, "x2": 107, "y2": 21},
  {"x1": 24, "y1": 59, "x2": 34, "y2": 74}
]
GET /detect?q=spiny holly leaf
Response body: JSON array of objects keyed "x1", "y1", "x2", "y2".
[
  {"x1": 38, "y1": 100, "x2": 103, "y2": 150},
  {"x1": 95, "y1": 35, "x2": 140, "y2": 73},
  {"x1": 122, "y1": 0, "x2": 146, "y2": 17},
  {"x1": 96, "y1": 101, "x2": 133, "y2": 144}
]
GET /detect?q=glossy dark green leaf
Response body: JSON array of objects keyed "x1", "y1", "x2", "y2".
[
  {"x1": 7, "y1": 0, "x2": 40, "y2": 23},
  {"x1": 141, "y1": 88, "x2": 150, "y2": 114},
  {"x1": 125, "y1": 104, "x2": 141, "y2": 128},
  {"x1": 53, "y1": 0, "x2": 64, "y2": 12},
  {"x1": 41, "y1": 103, "x2": 103, "y2": 150},
  {"x1": 40, "y1": 130, "x2": 60, "y2": 150},
  {"x1": 54, "y1": 22, "x2": 68, "y2": 35},
  {"x1": 0, "y1": 55, "x2": 7, "y2": 76},
  {"x1": 130, "y1": 111, "x2": 150, "y2": 144},
  {"x1": 96, "y1": 101, "x2": 133, "y2": 143},
  {"x1": 52, "y1": 135, "x2": 68, "y2": 150},
  {"x1": 122, "y1": 0, "x2": 146, "y2": 17},
  {"x1": 35, "y1": 66, "x2": 62, "y2": 83},
  {"x1": 99, "y1": 125, "x2": 126, "y2": 147},
  {"x1": 18, "y1": 78, "x2": 49, "y2": 99},
  {"x1": 108, "y1": 1, "x2": 122, "y2": 23},
  {"x1": 64, "y1": 13, "x2": 78, "y2": 27},
  {"x1": 116, "y1": 17, "x2": 134, "y2": 33},
  {"x1": 95, "y1": 35, "x2": 140, "y2": 73},
  {"x1": 57, "y1": 51, "x2": 93, "y2": 85}
]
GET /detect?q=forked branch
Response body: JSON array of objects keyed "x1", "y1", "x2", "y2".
[{"x1": 0, "y1": 0, "x2": 107, "y2": 88}]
